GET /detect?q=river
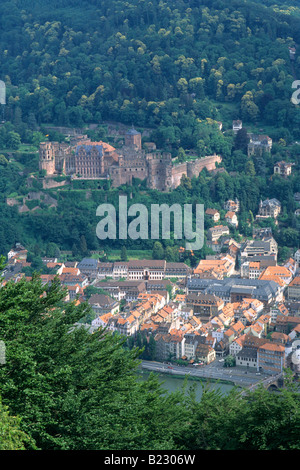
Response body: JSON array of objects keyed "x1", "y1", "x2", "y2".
[{"x1": 137, "y1": 368, "x2": 236, "y2": 401}]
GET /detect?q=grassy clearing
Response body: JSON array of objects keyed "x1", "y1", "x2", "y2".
[{"x1": 107, "y1": 249, "x2": 153, "y2": 261}]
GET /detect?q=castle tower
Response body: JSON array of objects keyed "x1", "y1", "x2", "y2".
[
  {"x1": 125, "y1": 126, "x2": 142, "y2": 151},
  {"x1": 39, "y1": 142, "x2": 55, "y2": 175}
]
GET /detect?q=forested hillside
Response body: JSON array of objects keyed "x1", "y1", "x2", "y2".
[
  {"x1": 0, "y1": 0, "x2": 300, "y2": 259},
  {"x1": 1, "y1": 0, "x2": 300, "y2": 135}
]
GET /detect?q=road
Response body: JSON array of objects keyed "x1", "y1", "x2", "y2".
[{"x1": 140, "y1": 360, "x2": 267, "y2": 388}]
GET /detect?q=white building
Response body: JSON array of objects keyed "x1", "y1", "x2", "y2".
[
  {"x1": 113, "y1": 262, "x2": 128, "y2": 279},
  {"x1": 232, "y1": 120, "x2": 242, "y2": 134},
  {"x1": 294, "y1": 249, "x2": 300, "y2": 267},
  {"x1": 229, "y1": 335, "x2": 246, "y2": 357},
  {"x1": 225, "y1": 211, "x2": 238, "y2": 228}
]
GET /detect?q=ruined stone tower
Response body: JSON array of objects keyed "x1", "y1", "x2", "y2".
[
  {"x1": 39, "y1": 142, "x2": 56, "y2": 175},
  {"x1": 125, "y1": 127, "x2": 142, "y2": 151}
]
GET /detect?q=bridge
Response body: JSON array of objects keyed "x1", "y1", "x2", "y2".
[
  {"x1": 140, "y1": 360, "x2": 288, "y2": 394},
  {"x1": 240, "y1": 372, "x2": 284, "y2": 396}
]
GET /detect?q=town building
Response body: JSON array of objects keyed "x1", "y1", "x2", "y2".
[
  {"x1": 270, "y1": 302, "x2": 289, "y2": 324},
  {"x1": 275, "y1": 315, "x2": 300, "y2": 334},
  {"x1": 195, "y1": 343, "x2": 216, "y2": 364},
  {"x1": 127, "y1": 260, "x2": 166, "y2": 281},
  {"x1": 88, "y1": 294, "x2": 120, "y2": 315},
  {"x1": 186, "y1": 278, "x2": 283, "y2": 306},
  {"x1": 97, "y1": 262, "x2": 114, "y2": 279},
  {"x1": 104, "y1": 260, "x2": 191, "y2": 282},
  {"x1": 225, "y1": 211, "x2": 238, "y2": 228},
  {"x1": 194, "y1": 255, "x2": 235, "y2": 279},
  {"x1": 92, "y1": 280, "x2": 146, "y2": 302},
  {"x1": 59, "y1": 272, "x2": 89, "y2": 288},
  {"x1": 253, "y1": 227, "x2": 273, "y2": 240},
  {"x1": 257, "y1": 343, "x2": 286, "y2": 374},
  {"x1": 186, "y1": 293, "x2": 224, "y2": 323},
  {"x1": 257, "y1": 199, "x2": 281, "y2": 220},
  {"x1": 232, "y1": 120, "x2": 242, "y2": 134},
  {"x1": 258, "y1": 266, "x2": 293, "y2": 287},
  {"x1": 77, "y1": 258, "x2": 99, "y2": 280},
  {"x1": 183, "y1": 333, "x2": 201, "y2": 360},
  {"x1": 164, "y1": 262, "x2": 192, "y2": 279},
  {"x1": 284, "y1": 258, "x2": 297, "y2": 277},
  {"x1": 7, "y1": 243, "x2": 28, "y2": 261},
  {"x1": 154, "y1": 331, "x2": 185, "y2": 361},
  {"x1": 287, "y1": 277, "x2": 300, "y2": 300},
  {"x1": 289, "y1": 46, "x2": 296, "y2": 60},
  {"x1": 66, "y1": 284, "x2": 84, "y2": 301},
  {"x1": 247, "y1": 134, "x2": 272, "y2": 156},
  {"x1": 241, "y1": 261, "x2": 264, "y2": 279},
  {"x1": 274, "y1": 161, "x2": 292, "y2": 177},
  {"x1": 205, "y1": 208, "x2": 220, "y2": 222},
  {"x1": 229, "y1": 334, "x2": 246, "y2": 357},
  {"x1": 224, "y1": 199, "x2": 240, "y2": 213},
  {"x1": 240, "y1": 238, "x2": 278, "y2": 261},
  {"x1": 236, "y1": 348, "x2": 258, "y2": 369},
  {"x1": 294, "y1": 249, "x2": 300, "y2": 267},
  {"x1": 207, "y1": 225, "x2": 230, "y2": 243}
]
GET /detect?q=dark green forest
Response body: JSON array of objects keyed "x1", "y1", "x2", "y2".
[
  {"x1": 1, "y1": 0, "x2": 300, "y2": 131},
  {"x1": 0, "y1": 0, "x2": 300, "y2": 262}
]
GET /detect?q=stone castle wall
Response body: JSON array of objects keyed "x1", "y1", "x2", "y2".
[
  {"x1": 171, "y1": 162, "x2": 188, "y2": 188},
  {"x1": 171, "y1": 155, "x2": 222, "y2": 188},
  {"x1": 187, "y1": 154, "x2": 222, "y2": 179}
]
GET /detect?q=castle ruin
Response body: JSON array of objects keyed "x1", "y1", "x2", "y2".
[{"x1": 39, "y1": 127, "x2": 222, "y2": 191}]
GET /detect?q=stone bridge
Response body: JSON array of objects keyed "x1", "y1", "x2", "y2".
[{"x1": 241, "y1": 373, "x2": 284, "y2": 396}]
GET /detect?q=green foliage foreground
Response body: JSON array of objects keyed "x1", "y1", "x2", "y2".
[{"x1": 0, "y1": 275, "x2": 299, "y2": 450}]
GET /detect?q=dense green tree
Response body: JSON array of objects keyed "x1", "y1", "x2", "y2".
[
  {"x1": 245, "y1": 159, "x2": 256, "y2": 177},
  {"x1": 0, "y1": 275, "x2": 187, "y2": 450},
  {"x1": 79, "y1": 234, "x2": 89, "y2": 256},
  {"x1": 234, "y1": 128, "x2": 249, "y2": 153},
  {"x1": 152, "y1": 241, "x2": 164, "y2": 260},
  {"x1": 174, "y1": 385, "x2": 300, "y2": 450},
  {"x1": 0, "y1": 396, "x2": 33, "y2": 450},
  {"x1": 121, "y1": 245, "x2": 127, "y2": 261}
]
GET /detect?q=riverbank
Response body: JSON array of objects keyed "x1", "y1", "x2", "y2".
[
  {"x1": 136, "y1": 368, "x2": 237, "y2": 400},
  {"x1": 137, "y1": 366, "x2": 236, "y2": 387},
  {"x1": 139, "y1": 359, "x2": 266, "y2": 389}
]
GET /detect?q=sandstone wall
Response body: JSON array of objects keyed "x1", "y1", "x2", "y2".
[
  {"x1": 171, "y1": 155, "x2": 222, "y2": 188},
  {"x1": 42, "y1": 178, "x2": 69, "y2": 189},
  {"x1": 171, "y1": 162, "x2": 188, "y2": 188},
  {"x1": 187, "y1": 155, "x2": 222, "y2": 179}
]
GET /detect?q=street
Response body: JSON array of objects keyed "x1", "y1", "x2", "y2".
[{"x1": 140, "y1": 360, "x2": 268, "y2": 388}]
